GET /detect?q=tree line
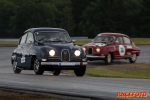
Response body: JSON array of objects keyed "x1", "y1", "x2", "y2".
[{"x1": 0, "y1": 0, "x2": 150, "y2": 38}]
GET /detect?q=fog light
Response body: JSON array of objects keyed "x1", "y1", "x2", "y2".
[
  {"x1": 42, "y1": 59, "x2": 47, "y2": 61},
  {"x1": 83, "y1": 47, "x2": 86, "y2": 51}
]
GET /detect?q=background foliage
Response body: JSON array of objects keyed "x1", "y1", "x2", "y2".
[{"x1": 0, "y1": 0, "x2": 149, "y2": 38}]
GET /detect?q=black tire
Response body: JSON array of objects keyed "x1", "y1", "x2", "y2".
[
  {"x1": 104, "y1": 53, "x2": 112, "y2": 65},
  {"x1": 74, "y1": 66, "x2": 86, "y2": 77},
  {"x1": 33, "y1": 58, "x2": 44, "y2": 75},
  {"x1": 12, "y1": 60, "x2": 21, "y2": 74},
  {"x1": 129, "y1": 54, "x2": 137, "y2": 63},
  {"x1": 52, "y1": 69, "x2": 61, "y2": 76}
]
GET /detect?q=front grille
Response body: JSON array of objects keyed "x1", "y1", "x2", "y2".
[
  {"x1": 48, "y1": 56, "x2": 60, "y2": 61},
  {"x1": 88, "y1": 48, "x2": 93, "y2": 54},
  {"x1": 61, "y1": 50, "x2": 70, "y2": 61}
]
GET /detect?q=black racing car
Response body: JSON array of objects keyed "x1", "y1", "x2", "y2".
[{"x1": 11, "y1": 28, "x2": 87, "y2": 76}]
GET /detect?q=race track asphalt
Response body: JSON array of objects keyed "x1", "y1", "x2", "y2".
[{"x1": 0, "y1": 46, "x2": 150, "y2": 100}]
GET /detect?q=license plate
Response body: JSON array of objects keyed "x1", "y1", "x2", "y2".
[{"x1": 58, "y1": 62, "x2": 75, "y2": 66}]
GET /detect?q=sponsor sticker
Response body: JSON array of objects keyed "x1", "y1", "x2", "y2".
[
  {"x1": 21, "y1": 57, "x2": 25, "y2": 63},
  {"x1": 119, "y1": 45, "x2": 125, "y2": 56},
  {"x1": 126, "y1": 45, "x2": 132, "y2": 49},
  {"x1": 95, "y1": 43, "x2": 106, "y2": 46}
]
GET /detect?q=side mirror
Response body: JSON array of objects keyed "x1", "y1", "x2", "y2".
[
  {"x1": 29, "y1": 38, "x2": 33, "y2": 43},
  {"x1": 72, "y1": 39, "x2": 76, "y2": 43}
]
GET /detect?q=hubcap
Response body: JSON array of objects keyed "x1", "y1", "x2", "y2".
[
  {"x1": 107, "y1": 54, "x2": 111, "y2": 63},
  {"x1": 13, "y1": 61, "x2": 17, "y2": 70},
  {"x1": 34, "y1": 59, "x2": 39, "y2": 72},
  {"x1": 131, "y1": 54, "x2": 136, "y2": 61}
]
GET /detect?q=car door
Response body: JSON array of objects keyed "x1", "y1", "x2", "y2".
[
  {"x1": 24, "y1": 32, "x2": 35, "y2": 68},
  {"x1": 114, "y1": 36, "x2": 126, "y2": 58},
  {"x1": 16, "y1": 33, "x2": 28, "y2": 67},
  {"x1": 123, "y1": 36, "x2": 133, "y2": 58}
]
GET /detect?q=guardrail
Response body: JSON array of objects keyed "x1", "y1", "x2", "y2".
[{"x1": 0, "y1": 37, "x2": 90, "y2": 41}]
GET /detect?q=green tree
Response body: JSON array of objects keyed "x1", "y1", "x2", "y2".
[
  {"x1": 0, "y1": 0, "x2": 16, "y2": 38},
  {"x1": 50, "y1": 0, "x2": 75, "y2": 36},
  {"x1": 138, "y1": 0, "x2": 150, "y2": 37},
  {"x1": 71, "y1": 0, "x2": 93, "y2": 36},
  {"x1": 10, "y1": 0, "x2": 56, "y2": 37},
  {"x1": 80, "y1": 0, "x2": 142, "y2": 38}
]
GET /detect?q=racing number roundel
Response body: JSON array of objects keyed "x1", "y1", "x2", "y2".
[{"x1": 119, "y1": 45, "x2": 125, "y2": 56}]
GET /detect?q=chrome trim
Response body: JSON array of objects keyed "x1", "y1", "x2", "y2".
[
  {"x1": 41, "y1": 62, "x2": 87, "y2": 66},
  {"x1": 88, "y1": 47, "x2": 93, "y2": 55},
  {"x1": 87, "y1": 55, "x2": 105, "y2": 58},
  {"x1": 61, "y1": 49, "x2": 70, "y2": 61}
]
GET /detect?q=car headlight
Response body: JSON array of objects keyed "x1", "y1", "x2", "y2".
[
  {"x1": 49, "y1": 50, "x2": 55, "y2": 56},
  {"x1": 83, "y1": 47, "x2": 86, "y2": 51},
  {"x1": 74, "y1": 50, "x2": 81, "y2": 56},
  {"x1": 96, "y1": 48, "x2": 100, "y2": 52}
]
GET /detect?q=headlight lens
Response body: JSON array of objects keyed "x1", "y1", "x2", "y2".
[
  {"x1": 49, "y1": 50, "x2": 55, "y2": 56},
  {"x1": 83, "y1": 47, "x2": 86, "y2": 51},
  {"x1": 74, "y1": 50, "x2": 81, "y2": 56},
  {"x1": 96, "y1": 48, "x2": 100, "y2": 52}
]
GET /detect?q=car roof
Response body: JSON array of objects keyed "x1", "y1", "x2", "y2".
[
  {"x1": 97, "y1": 33, "x2": 129, "y2": 37},
  {"x1": 24, "y1": 27, "x2": 67, "y2": 33}
]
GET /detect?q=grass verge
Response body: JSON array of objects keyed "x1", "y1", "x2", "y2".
[
  {"x1": 84, "y1": 63, "x2": 150, "y2": 79},
  {"x1": 0, "y1": 41, "x2": 18, "y2": 47},
  {"x1": 0, "y1": 89, "x2": 62, "y2": 100}
]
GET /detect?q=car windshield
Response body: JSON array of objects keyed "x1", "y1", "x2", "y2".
[
  {"x1": 93, "y1": 36, "x2": 114, "y2": 43},
  {"x1": 35, "y1": 31, "x2": 71, "y2": 42}
]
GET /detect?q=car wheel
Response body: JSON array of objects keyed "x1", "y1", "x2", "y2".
[
  {"x1": 129, "y1": 54, "x2": 137, "y2": 63},
  {"x1": 104, "y1": 53, "x2": 112, "y2": 64},
  {"x1": 12, "y1": 60, "x2": 21, "y2": 74},
  {"x1": 52, "y1": 69, "x2": 61, "y2": 76},
  {"x1": 74, "y1": 66, "x2": 86, "y2": 77},
  {"x1": 34, "y1": 58, "x2": 44, "y2": 75}
]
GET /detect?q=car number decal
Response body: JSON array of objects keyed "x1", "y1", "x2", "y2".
[
  {"x1": 119, "y1": 45, "x2": 125, "y2": 56},
  {"x1": 21, "y1": 57, "x2": 25, "y2": 63}
]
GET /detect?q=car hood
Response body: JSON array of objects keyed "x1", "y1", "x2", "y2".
[{"x1": 42, "y1": 42, "x2": 80, "y2": 50}]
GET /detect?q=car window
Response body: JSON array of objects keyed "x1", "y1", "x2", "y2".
[
  {"x1": 123, "y1": 37, "x2": 131, "y2": 44},
  {"x1": 93, "y1": 36, "x2": 114, "y2": 43},
  {"x1": 35, "y1": 32, "x2": 71, "y2": 42},
  {"x1": 115, "y1": 37, "x2": 123, "y2": 44},
  {"x1": 20, "y1": 34, "x2": 27, "y2": 44},
  {"x1": 26, "y1": 32, "x2": 34, "y2": 43}
]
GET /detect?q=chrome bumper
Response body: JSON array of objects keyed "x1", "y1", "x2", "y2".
[
  {"x1": 41, "y1": 62, "x2": 87, "y2": 66},
  {"x1": 86, "y1": 55, "x2": 105, "y2": 58}
]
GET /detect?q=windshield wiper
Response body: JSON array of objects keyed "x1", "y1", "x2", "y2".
[
  {"x1": 53, "y1": 38, "x2": 68, "y2": 42},
  {"x1": 42, "y1": 38, "x2": 68, "y2": 43},
  {"x1": 38, "y1": 36, "x2": 47, "y2": 41}
]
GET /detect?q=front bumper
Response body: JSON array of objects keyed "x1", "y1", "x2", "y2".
[
  {"x1": 41, "y1": 62, "x2": 87, "y2": 66},
  {"x1": 86, "y1": 55, "x2": 105, "y2": 58}
]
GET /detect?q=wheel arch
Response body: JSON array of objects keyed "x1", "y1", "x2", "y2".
[
  {"x1": 30, "y1": 55, "x2": 37, "y2": 69},
  {"x1": 109, "y1": 52, "x2": 114, "y2": 60}
]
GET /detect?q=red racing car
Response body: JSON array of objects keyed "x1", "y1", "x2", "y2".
[{"x1": 82, "y1": 33, "x2": 140, "y2": 64}]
